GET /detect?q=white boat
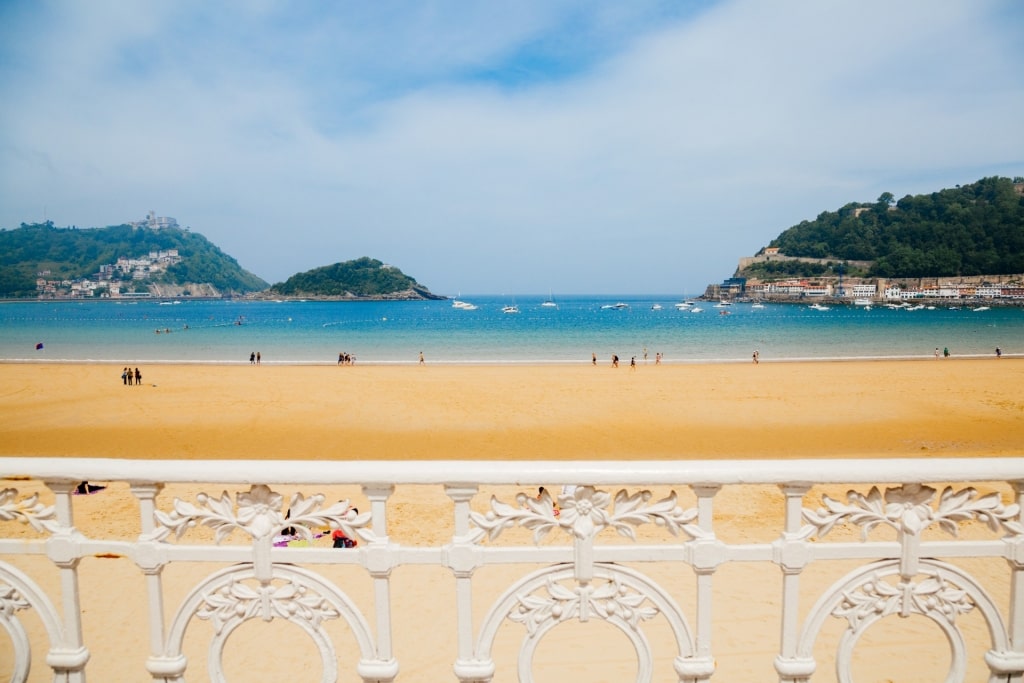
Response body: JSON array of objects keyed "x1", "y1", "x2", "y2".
[
  {"x1": 452, "y1": 300, "x2": 477, "y2": 310},
  {"x1": 713, "y1": 301, "x2": 732, "y2": 308},
  {"x1": 972, "y1": 306, "x2": 990, "y2": 312},
  {"x1": 502, "y1": 305, "x2": 520, "y2": 314},
  {"x1": 751, "y1": 303, "x2": 765, "y2": 309},
  {"x1": 541, "y1": 291, "x2": 557, "y2": 308},
  {"x1": 674, "y1": 301, "x2": 695, "y2": 309},
  {"x1": 853, "y1": 298, "x2": 872, "y2": 306},
  {"x1": 651, "y1": 304, "x2": 663, "y2": 310},
  {"x1": 601, "y1": 302, "x2": 629, "y2": 310},
  {"x1": 809, "y1": 303, "x2": 830, "y2": 311},
  {"x1": 690, "y1": 306, "x2": 704, "y2": 313}
]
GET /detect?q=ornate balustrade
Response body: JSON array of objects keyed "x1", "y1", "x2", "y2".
[{"x1": 1, "y1": 457, "x2": 1023, "y2": 682}]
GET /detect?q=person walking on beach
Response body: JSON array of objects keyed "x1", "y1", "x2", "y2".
[
  {"x1": 419, "y1": 351, "x2": 425, "y2": 365},
  {"x1": 250, "y1": 352, "x2": 256, "y2": 364},
  {"x1": 592, "y1": 352, "x2": 597, "y2": 366},
  {"x1": 643, "y1": 347, "x2": 648, "y2": 364},
  {"x1": 134, "y1": 368, "x2": 141, "y2": 385},
  {"x1": 943, "y1": 347, "x2": 949, "y2": 359},
  {"x1": 996, "y1": 346, "x2": 1002, "y2": 358},
  {"x1": 127, "y1": 365, "x2": 133, "y2": 385},
  {"x1": 612, "y1": 354, "x2": 619, "y2": 368},
  {"x1": 934, "y1": 347, "x2": 940, "y2": 360},
  {"x1": 753, "y1": 350, "x2": 759, "y2": 364},
  {"x1": 256, "y1": 352, "x2": 261, "y2": 365},
  {"x1": 122, "y1": 367, "x2": 128, "y2": 385},
  {"x1": 630, "y1": 356, "x2": 636, "y2": 370}
]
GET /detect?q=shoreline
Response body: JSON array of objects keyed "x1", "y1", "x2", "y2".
[{"x1": 0, "y1": 353, "x2": 1014, "y2": 366}]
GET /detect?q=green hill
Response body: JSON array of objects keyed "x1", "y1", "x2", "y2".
[
  {"x1": 741, "y1": 176, "x2": 1024, "y2": 279},
  {"x1": 0, "y1": 222, "x2": 267, "y2": 297},
  {"x1": 268, "y1": 257, "x2": 442, "y2": 299}
]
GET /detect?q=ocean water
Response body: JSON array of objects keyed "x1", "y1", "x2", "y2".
[{"x1": 0, "y1": 296, "x2": 1020, "y2": 365}]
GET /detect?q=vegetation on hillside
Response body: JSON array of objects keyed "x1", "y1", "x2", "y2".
[
  {"x1": 269, "y1": 257, "x2": 437, "y2": 298},
  {"x1": 745, "y1": 176, "x2": 1024, "y2": 279},
  {"x1": 0, "y1": 222, "x2": 267, "y2": 297}
]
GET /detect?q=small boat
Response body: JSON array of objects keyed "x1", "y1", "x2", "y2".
[
  {"x1": 808, "y1": 303, "x2": 830, "y2": 311},
  {"x1": 751, "y1": 303, "x2": 765, "y2": 309},
  {"x1": 718, "y1": 309, "x2": 730, "y2": 316},
  {"x1": 674, "y1": 301, "x2": 694, "y2": 309},
  {"x1": 541, "y1": 291, "x2": 558, "y2": 308},
  {"x1": 690, "y1": 306, "x2": 704, "y2": 313},
  {"x1": 972, "y1": 306, "x2": 990, "y2": 312},
  {"x1": 601, "y1": 302, "x2": 629, "y2": 310},
  {"x1": 502, "y1": 305, "x2": 520, "y2": 314},
  {"x1": 713, "y1": 301, "x2": 732, "y2": 308},
  {"x1": 853, "y1": 298, "x2": 872, "y2": 306},
  {"x1": 452, "y1": 300, "x2": 477, "y2": 310},
  {"x1": 651, "y1": 304, "x2": 663, "y2": 310}
]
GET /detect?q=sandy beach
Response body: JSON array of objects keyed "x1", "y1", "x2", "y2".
[{"x1": 1, "y1": 359, "x2": 1022, "y2": 681}]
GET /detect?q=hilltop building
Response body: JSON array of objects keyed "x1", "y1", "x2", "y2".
[{"x1": 130, "y1": 211, "x2": 180, "y2": 230}]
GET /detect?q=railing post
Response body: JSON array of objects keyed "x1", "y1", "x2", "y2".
[
  {"x1": 684, "y1": 484, "x2": 721, "y2": 681},
  {"x1": 358, "y1": 484, "x2": 400, "y2": 682},
  {"x1": 131, "y1": 482, "x2": 185, "y2": 682},
  {"x1": 43, "y1": 480, "x2": 90, "y2": 683},
  {"x1": 445, "y1": 484, "x2": 492, "y2": 682},
  {"x1": 773, "y1": 483, "x2": 815, "y2": 683},
  {"x1": 989, "y1": 479, "x2": 1024, "y2": 680}
]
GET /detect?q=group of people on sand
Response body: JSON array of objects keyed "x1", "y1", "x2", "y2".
[
  {"x1": 121, "y1": 367, "x2": 142, "y2": 385},
  {"x1": 337, "y1": 352, "x2": 356, "y2": 365},
  {"x1": 249, "y1": 351, "x2": 261, "y2": 364},
  {"x1": 594, "y1": 351, "x2": 662, "y2": 367}
]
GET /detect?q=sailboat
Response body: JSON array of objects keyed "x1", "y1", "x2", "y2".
[{"x1": 541, "y1": 290, "x2": 557, "y2": 308}]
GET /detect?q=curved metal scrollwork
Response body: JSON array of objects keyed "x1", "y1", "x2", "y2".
[
  {"x1": 162, "y1": 564, "x2": 381, "y2": 683},
  {"x1": 471, "y1": 563, "x2": 699, "y2": 683},
  {"x1": 796, "y1": 559, "x2": 1007, "y2": 683}
]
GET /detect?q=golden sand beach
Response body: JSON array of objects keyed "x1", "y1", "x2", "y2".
[{"x1": 1, "y1": 359, "x2": 1022, "y2": 681}]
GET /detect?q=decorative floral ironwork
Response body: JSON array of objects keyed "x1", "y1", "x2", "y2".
[
  {"x1": 508, "y1": 576, "x2": 659, "y2": 635},
  {"x1": 0, "y1": 583, "x2": 31, "y2": 618},
  {"x1": 833, "y1": 571, "x2": 974, "y2": 629},
  {"x1": 803, "y1": 484, "x2": 1024, "y2": 539},
  {"x1": 152, "y1": 485, "x2": 370, "y2": 543},
  {"x1": 470, "y1": 486, "x2": 700, "y2": 544},
  {"x1": 0, "y1": 489, "x2": 59, "y2": 534},
  {"x1": 196, "y1": 577, "x2": 340, "y2": 634}
]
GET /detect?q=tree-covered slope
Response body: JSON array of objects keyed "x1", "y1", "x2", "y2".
[
  {"x1": 0, "y1": 222, "x2": 267, "y2": 296},
  {"x1": 761, "y1": 176, "x2": 1024, "y2": 278},
  {"x1": 269, "y1": 257, "x2": 440, "y2": 299}
]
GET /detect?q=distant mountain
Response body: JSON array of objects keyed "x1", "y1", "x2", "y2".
[
  {"x1": 267, "y1": 257, "x2": 443, "y2": 300},
  {"x1": 0, "y1": 222, "x2": 268, "y2": 297},
  {"x1": 739, "y1": 176, "x2": 1024, "y2": 280}
]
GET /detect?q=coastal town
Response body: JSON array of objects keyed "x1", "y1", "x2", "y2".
[
  {"x1": 705, "y1": 247, "x2": 1024, "y2": 305},
  {"x1": 34, "y1": 212, "x2": 199, "y2": 299}
]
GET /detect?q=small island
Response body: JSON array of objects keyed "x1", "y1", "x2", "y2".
[{"x1": 262, "y1": 256, "x2": 445, "y2": 301}]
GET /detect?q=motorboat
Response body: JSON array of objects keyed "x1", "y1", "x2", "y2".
[
  {"x1": 972, "y1": 306, "x2": 990, "y2": 312},
  {"x1": 502, "y1": 305, "x2": 520, "y2": 314},
  {"x1": 808, "y1": 303, "x2": 830, "y2": 311},
  {"x1": 853, "y1": 298, "x2": 872, "y2": 306},
  {"x1": 601, "y1": 302, "x2": 629, "y2": 310},
  {"x1": 452, "y1": 300, "x2": 477, "y2": 310},
  {"x1": 674, "y1": 301, "x2": 695, "y2": 309},
  {"x1": 751, "y1": 303, "x2": 765, "y2": 309},
  {"x1": 651, "y1": 304, "x2": 663, "y2": 310}
]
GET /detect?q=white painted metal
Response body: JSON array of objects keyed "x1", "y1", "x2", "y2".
[{"x1": 0, "y1": 457, "x2": 1021, "y2": 682}]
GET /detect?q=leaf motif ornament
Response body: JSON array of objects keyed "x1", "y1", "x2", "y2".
[
  {"x1": 470, "y1": 486, "x2": 699, "y2": 544},
  {"x1": 0, "y1": 489, "x2": 59, "y2": 535},
  {"x1": 804, "y1": 484, "x2": 1023, "y2": 540}
]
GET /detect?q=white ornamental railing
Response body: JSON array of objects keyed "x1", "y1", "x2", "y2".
[{"x1": 1, "y1": 457, "x2": 1024, "y2": 682}]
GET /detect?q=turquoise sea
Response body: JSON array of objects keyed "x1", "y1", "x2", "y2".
[{"x1": 0, "y1": 296, "x2": 1020, "y2": 365}]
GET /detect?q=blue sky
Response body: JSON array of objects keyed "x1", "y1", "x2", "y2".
[{"x1": 1, "y1": 1, "x2": 1022, "y2": 296}]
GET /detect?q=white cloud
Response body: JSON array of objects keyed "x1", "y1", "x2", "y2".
[{"x1": 1, "y1": 0, "x2": 1021, "y2": 294}]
